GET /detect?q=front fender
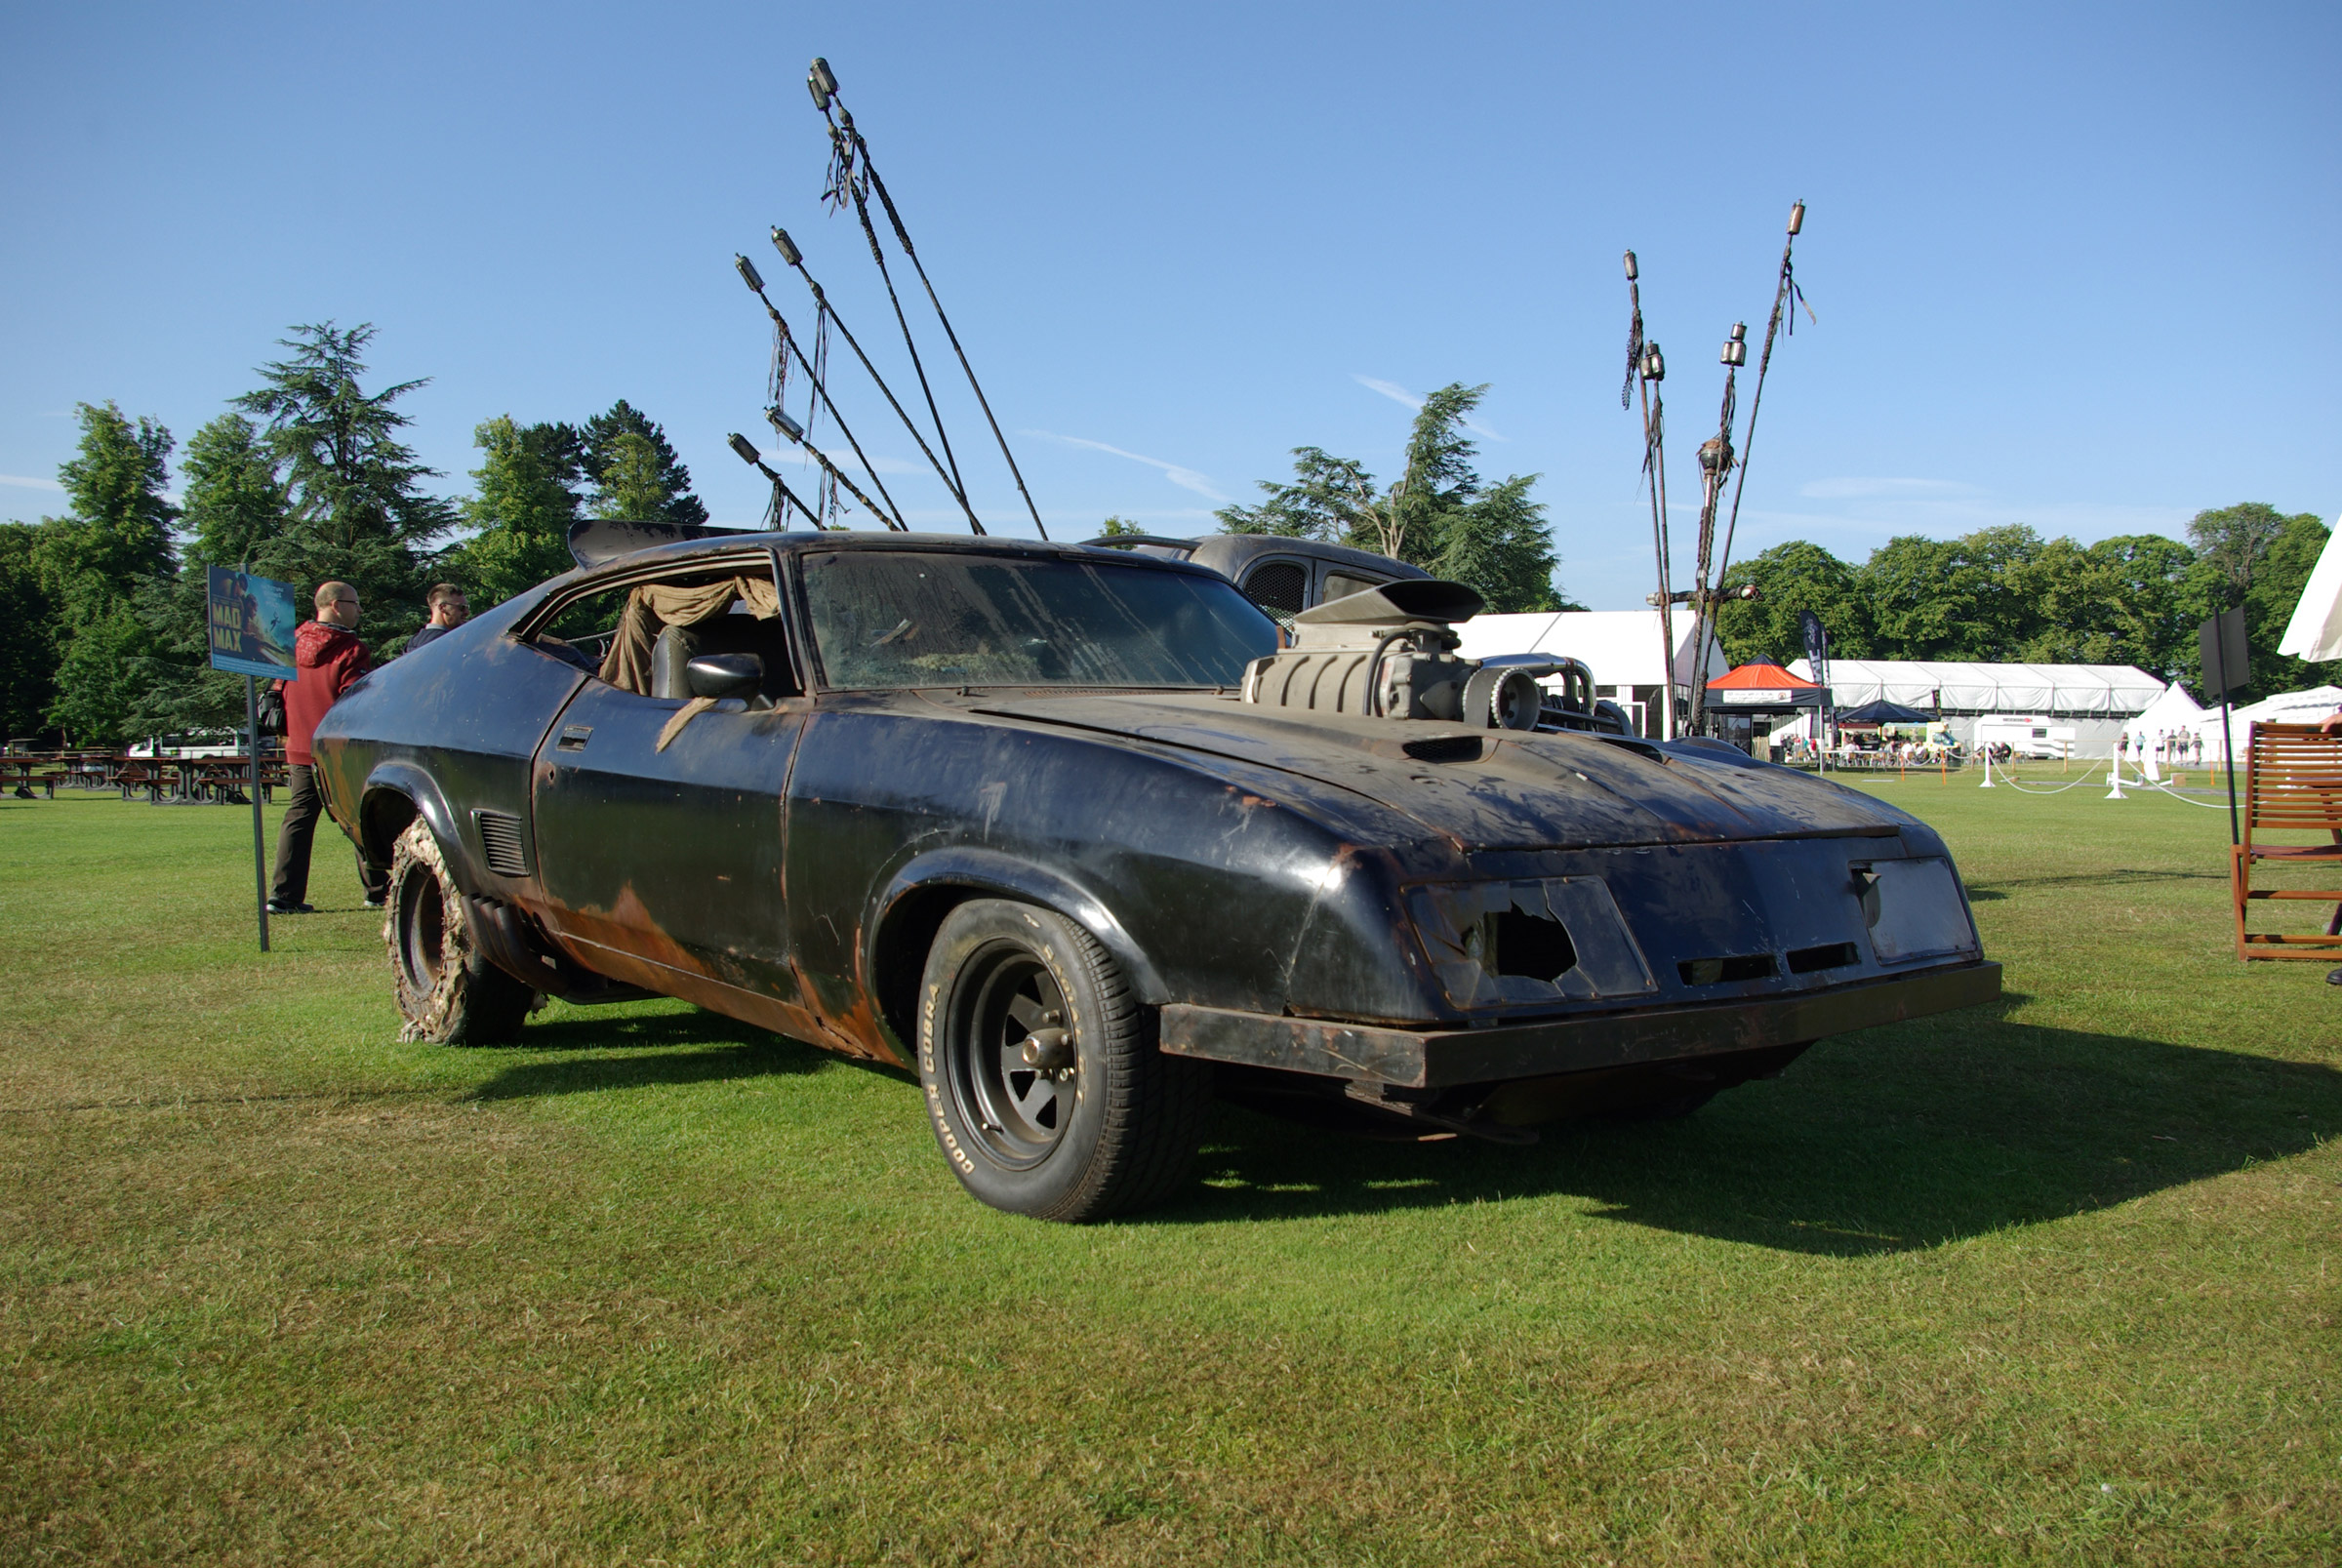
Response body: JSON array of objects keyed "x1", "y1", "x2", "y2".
[{"x1": 868, "y1": 844, "x2": 1170, "y2": 1005}]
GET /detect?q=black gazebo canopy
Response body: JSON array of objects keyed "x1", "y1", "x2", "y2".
[{"x1": 1837, "y1": 699, "x2": 1936, "y2": 726}]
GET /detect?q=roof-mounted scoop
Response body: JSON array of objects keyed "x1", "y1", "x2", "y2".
[{"x1": 1241, "y1": 578, "x2": 1542, "y2": 730}]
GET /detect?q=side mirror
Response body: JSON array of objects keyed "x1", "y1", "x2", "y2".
[{"x1": 684, "y1": 653, "x2": 763, "y2": 702}]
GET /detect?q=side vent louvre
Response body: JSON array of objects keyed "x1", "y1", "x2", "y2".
[{"x1": 475, "y1": 810, "x2": 530, "y2": 877}]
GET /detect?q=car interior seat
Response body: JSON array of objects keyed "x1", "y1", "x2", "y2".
[{"x1": 650, "y1": 614, "x2": 799, "y2": 702}]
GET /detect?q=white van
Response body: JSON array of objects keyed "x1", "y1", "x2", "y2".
[{"x1": 1972, "y1": 715, "x2": 2076, "y2": 759}]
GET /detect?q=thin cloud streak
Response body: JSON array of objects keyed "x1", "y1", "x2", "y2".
[
  {"x1": 0, "y1": 473, "x2": 64, "y2": 491},
  {"x1": 1352, "y1": 375, "x2": 1506, "y2": 441},
  {"x1": 1021, "y1": 430, "x2": 1229, "y2": 503}
]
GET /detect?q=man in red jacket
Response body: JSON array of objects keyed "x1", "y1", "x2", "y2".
[{"x1": 268, "y1": 581, "x2": 387, "y2": 913}]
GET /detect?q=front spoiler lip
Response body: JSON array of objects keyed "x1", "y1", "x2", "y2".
[{"x1": 1158, "y1": 960, "x2": 2002, "y2": 1090}]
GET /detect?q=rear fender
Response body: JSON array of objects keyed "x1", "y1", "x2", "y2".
[{"x1": 358, "y1": 762, "x2": 473, "y2": 893}]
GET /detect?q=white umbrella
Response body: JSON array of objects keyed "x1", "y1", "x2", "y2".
[{"x1": 2278, "y1": 515, "x2": 2342, "y2": 662}]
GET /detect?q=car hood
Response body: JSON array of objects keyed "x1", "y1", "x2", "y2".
[{"x1": 974, "y1": 692, "x2": 1915, "y2": 851}]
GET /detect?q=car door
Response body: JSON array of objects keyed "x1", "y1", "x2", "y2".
[{"x1": 525, "y1": 553, "x2": 811, "y2": 1014}]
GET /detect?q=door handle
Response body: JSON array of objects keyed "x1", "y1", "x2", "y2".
[{"x1": 556, "y1": 725, "x2": 592, "y2": 752}]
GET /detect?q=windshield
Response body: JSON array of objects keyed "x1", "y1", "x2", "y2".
[{"x1": 802, "y1": 551, "x2": 1277, "y2": 690}]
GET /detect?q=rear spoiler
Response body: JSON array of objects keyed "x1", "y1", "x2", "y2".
[{"x1": 566, "y1": 518, "x2": 763, "y2": 569}]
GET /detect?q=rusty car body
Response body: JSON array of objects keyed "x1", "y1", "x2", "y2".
[{"x1": 313, "y1": 528, "x2": 1999, "y2": 1221}]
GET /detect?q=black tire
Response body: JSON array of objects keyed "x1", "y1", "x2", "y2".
[
  {"x1": 385, "y1": 818, "x2": 537, "y2": 1045},
  {"x1": 918, "y1": 899, "x2": 1209, "y2": 1222}
]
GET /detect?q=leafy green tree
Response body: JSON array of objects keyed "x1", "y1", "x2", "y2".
[
  {"x1": 457, "y1": 416, "x2": 586, "y2": 608},
  {"x1": 32, "y1": 402, "x2": 178, "y2": 744},
  {"x1": 588, "y1": 431, "x2": 674, "y2": 522},
  {"x1": 1097, "y1": 515, "x2": 1146, "y2": 538},
  {"x1": 2246, "y1": 511, "x2": 2337, "y2": 696},
  {"x1": 234, "y1": 322, "x2": 458, "y2": 629},
  {"x1": 129, "y1": 414, "x2": 296, "y2": 736},
  {"x1": 2185, "y1": 503, "x2": 2296, "y2": 610},
  {"x1": 1716, "y1": 541, "x2": 1874, "y2": 665},
  {"x1": 2008, "y1": 534, "x2": 2201, "y2": 678},
  {"x1": 1218, "y1": 383, "x2": 1570, "y2": 612},
  {"x1": 1862, "y1": 525, "x2": 2044, "y2": 661},
  {"x1": 582, "y1": 400, "x2": 706, "y2": 526},
  {"x1": 0, "y1": 524, "x2": 59, "y2": 741}
]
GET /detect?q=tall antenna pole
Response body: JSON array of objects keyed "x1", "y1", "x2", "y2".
[
  {"x1": 1695, "y1": 199, "x2": 1810, "y2": 723},
  {"x1": 1684, "y1": 323, "x2": 1747, "y2": 737},
  {"x1": 811, "y1": 58, "x2": 1049, "y2": 541},
  {"x1": 1625, "y1": 252, "x2": 1677, "y2": 740},
  {"x1": 727, "y1": 433, "x2": 831, "y2": 530},
  {"x1": 735, "y1": 254, "x2": 909, "y2": 529},
  {"x1": 771, "y1": 226, "x2": 986, "y2": 534}
]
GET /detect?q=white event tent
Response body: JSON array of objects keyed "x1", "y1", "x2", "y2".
[
  {"x1": 1780, "y1": 658, "x2": 2164, "y2": 755},
  {"x1": 1457, "y1": 611, "x2": 1729, "y2": 739},
  {"x1": 1784, "y1": 658, "x2": 2164, "y2": 715},
  {"x1": 2277, "y1": 515, "x2": 2342, "y2": 663},
  {"x1": 2186, "y1": 686, "x2": 2342, "y2": 758},
  {"x1": 2120, "y1": 681, "x2": 2206, "y2": 746}
]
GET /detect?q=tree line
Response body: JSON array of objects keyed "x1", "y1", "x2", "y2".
[
  {"x1": 1215, "y1": 383, "x2": 1581, "y2": 614},
  {"x1": 1712, "y1": 507, "x2": 2334, "y2": 703},
  {"x1": 0, "y1": 323, "x2": 707, "y2": 745}
]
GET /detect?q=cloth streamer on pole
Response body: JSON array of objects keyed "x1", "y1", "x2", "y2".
[{"x1": 2277, "y1": 515, "x2": 2342, "y2": 663}]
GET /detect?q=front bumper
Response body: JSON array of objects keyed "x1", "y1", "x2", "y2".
[{"x1": 1159, "y1": 960, "x2": 2001, "y2": 1089}]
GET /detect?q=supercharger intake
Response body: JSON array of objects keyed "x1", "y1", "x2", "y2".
[{"x1": 1238, "y1": 579, "x2": 1544, "y2": 730}]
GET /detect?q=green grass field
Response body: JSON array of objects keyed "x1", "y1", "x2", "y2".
[{"x1": 2, "y1": 770, "x2": 2335, "y2": 1565}]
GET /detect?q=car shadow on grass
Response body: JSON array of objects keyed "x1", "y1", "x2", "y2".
[
  {"x1": 1154, "y1": 1017, "x2": 2342, "y2": 1255},
  {"x1": 464, "y1": 1011, "x2": 835, "y2": 1101}
]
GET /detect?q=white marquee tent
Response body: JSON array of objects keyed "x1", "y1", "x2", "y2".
[
  {"x1": 2277, "y1": 514, "x2": 2342, "y2": 663},
  {"x1": 2120, "y1": 680, "x2": 2205, "y2": 745},
  {"x1": 2185, "y1": 686, "x2": 2342, "y2": 757},
  {"x1": 1785, "y1": 658, "x2": 2164, "y2": 716}
]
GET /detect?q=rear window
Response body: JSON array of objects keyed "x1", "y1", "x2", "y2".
[{"x1": 802, "y1": 551, "x2": 1276, "y2": 691}]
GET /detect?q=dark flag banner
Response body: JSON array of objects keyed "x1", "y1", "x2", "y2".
[{"x1": 206, "y1": 566, "x2": 300, "y2": 680}]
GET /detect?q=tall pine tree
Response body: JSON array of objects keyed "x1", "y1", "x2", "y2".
[
  {"x1": 581, "y1": 400, "x2": 707, "y2": 526},
  {"x1": 234, "y1": 322, "x2": 457, "y2": 633}
]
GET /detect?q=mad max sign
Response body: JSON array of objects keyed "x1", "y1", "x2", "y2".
[{"x1": 206, "y1": 566, "x2": 300, "y2": 679}]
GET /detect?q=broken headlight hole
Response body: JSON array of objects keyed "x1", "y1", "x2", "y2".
[
  {"x1": 1677, "y1": 953, "x2": 1777, "y2": 985},
  {"x1": 1464, "y1": 906, "x2": 1577, "y2": 983}
]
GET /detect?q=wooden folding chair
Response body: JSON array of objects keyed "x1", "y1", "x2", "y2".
[{"x1": 2232, "y1": 721, "x2": 2342, "y2": 960}]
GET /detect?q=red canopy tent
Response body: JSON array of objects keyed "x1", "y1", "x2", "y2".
[{"x1": 1706, "y1": 660, "x2": 1827, "y2": 710}]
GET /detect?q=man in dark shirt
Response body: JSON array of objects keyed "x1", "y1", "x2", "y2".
[
  {"x1": 405, "y1": 583, "x2": 470, "y2": 653},
  {"x1": 267, "y1": 581, "x2": 386, "y2": 913}
]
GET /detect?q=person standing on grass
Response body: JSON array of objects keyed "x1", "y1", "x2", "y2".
[
  {"x1": 404, "y1": 583, "x2": 469, "y2": 654},
  {"x1": 266, "y1": 582, "x2": 386, "y2": 915}
]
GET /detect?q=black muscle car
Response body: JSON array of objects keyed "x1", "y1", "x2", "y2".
[{"x1": 313, "y1": 527, "x2": 1999, "y2": 1221}]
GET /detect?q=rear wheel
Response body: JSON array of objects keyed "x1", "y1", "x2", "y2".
[
  {"x1": 385, "y1": 818, "x2": 537, "y2": 1045},
  {"x1": 918, "y1": 899, "x2": 1208, "y2": 1221}
]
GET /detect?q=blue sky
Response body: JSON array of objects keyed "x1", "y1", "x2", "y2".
[{"x1": 2, "y1": 1, "x2": 2334, "y2": 610}]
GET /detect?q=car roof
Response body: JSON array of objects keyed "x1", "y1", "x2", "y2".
[
  {"x1": 565, "y1": 526, "x2": 1233, "y2": 583},
  {"x1": 1078, "y1": 531, "x2": 1432, "y2": 582}
]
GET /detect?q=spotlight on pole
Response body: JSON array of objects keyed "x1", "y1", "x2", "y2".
[
  {"x1": 770, "y1": 226, "x2": 803, "y2": 267},
  {"x1": 735, "y1": 254, "x2": 765, "y2": 294}
]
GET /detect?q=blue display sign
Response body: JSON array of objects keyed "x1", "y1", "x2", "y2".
[{"x1": 206, "y1": 566, "x2": 301, "y2": 680}]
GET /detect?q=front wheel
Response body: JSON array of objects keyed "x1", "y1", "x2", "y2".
[
  {"x1": 385, "y1": 818, "x2": 537, "y2": 1045},
  {"x1": 918, "y1": 900, "x2": 1209, "y2": 1222}
]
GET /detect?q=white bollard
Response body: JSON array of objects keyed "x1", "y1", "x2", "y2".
[
  {"x1": 1979, "y1": 755, "x2": 1995, "y2": 788},
  {"x1": 2105, "y1": 759, "x2": 2125, "y2": 799}
]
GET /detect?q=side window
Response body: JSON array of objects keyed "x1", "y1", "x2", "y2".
[
  {"x1": 1321, "y1": 569, "x2": 1391, "y2": 605},
  {"x1": 525, "y1": 557, "x2": 799, "y2": 699},
  {"x1": 1239, "y1": 560, "x2": 1309, "y2": 629}
]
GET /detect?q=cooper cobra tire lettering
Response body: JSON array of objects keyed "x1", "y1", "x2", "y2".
[{"x1": 913, "y1": 898, "x2": 1210, "y2": 1222}]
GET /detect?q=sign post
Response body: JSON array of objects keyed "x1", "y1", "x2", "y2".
[
  {"x1": 206, "y1": 567, "x2": 300, "y2": 951},
  {"x1": 2198, "y1": 607, "x2": 2249, "y2": 847}
]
